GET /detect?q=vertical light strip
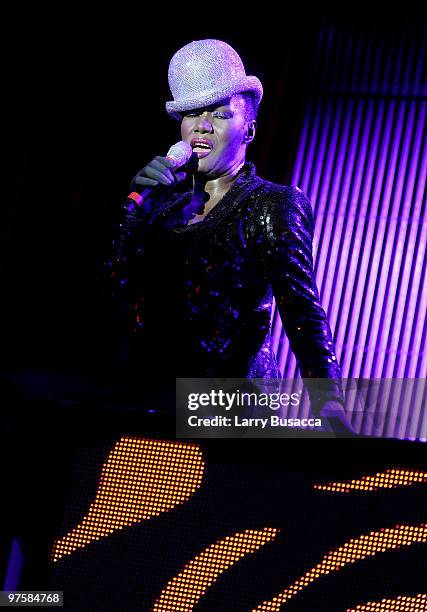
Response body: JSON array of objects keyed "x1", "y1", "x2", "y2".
[
  {"x1": 273, "y1": 23, "x2": 426, "y2": 439},
  {"x1": 404, "y1": 112, "x2": 427, "y2": 379}
]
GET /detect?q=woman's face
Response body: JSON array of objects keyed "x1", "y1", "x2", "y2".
[{"x1": 180, "y1": 94, "x2": 251, "y2": 179}]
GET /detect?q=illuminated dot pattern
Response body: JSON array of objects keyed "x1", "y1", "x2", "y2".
[
  {"x1": 153, "y1": 527, "x2": 279, "y2": 611},
  {"x1": 52, "y1": 437, "x2": 204, "y2": 562},
  {"x1": 253, "y1": 524, "x2": 427, "y2": 611},
  {"x1": 347, "y1": 593, "x2": 427, "y2": 611},
  {"x1": 313, "y1": 469, "x2": 427, "y2": 493}
]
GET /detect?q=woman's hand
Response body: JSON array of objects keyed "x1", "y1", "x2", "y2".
[
  {"x1": 319, "y1": 401, "x2": 357, "y2": 436},
  {"x1": 132, "y1": 156, "x2": 187, "y2": 188}
]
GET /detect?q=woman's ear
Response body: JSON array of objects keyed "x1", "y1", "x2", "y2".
[{"x1": 244, "y1": 120, "x2": 257, "y2": 144}]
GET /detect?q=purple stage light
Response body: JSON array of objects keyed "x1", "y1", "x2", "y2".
[{"x1": 271, "y1": 23, "x2": 427, "y2": 439}]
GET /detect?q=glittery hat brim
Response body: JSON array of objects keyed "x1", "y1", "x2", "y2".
[{"x1": 165, "y1": 76, "x2": 263, "y2": 120}]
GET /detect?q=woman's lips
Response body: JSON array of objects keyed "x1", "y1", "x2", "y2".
[
  {"x1": 194, "y1": 149, "x2": 211, "y2": 158},
  {"x1": 191, "y1": 139, "x2": 214, "y2": 158}
]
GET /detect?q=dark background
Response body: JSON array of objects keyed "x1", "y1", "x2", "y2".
[{"x1": 6, "y1": 10, "x2": 425, "y2": 378}]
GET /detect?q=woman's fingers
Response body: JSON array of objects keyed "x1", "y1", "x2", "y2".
[
  {"x1": 142, "y1": 165, "x2": 172, "y2": 185},
  {"x1": 148, "y1": 158, "x2": 175, "y2": 184},
  {"x1": 132, "y1": 175, "x2": 159, "y2": 188},
  {"x1": 132, "y1": 155, "x2": 185, "y2": 188},
  {"x1": 135, "y1": 157, "x2": 175, "y2": 185}
]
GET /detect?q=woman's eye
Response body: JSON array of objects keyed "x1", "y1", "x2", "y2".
[{"x1": 184, "y1": 110, "x2": 230, "y2": 119}]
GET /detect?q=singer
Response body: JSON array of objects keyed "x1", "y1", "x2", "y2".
[{"x1": 107, "y1": 39, "x2": 355, "y2": 434}]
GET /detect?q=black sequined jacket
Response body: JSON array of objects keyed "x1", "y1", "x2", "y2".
[{"x1": 107, "y1": 162, "x2": 344, "y2": 409}]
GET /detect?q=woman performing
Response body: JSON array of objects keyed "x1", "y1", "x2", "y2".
[{"x1": 108, "y1": 39, "x2": 355, "y2": 435}]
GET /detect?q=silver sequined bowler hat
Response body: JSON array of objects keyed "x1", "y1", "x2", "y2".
[{"x1": 165, "y1": 39, "x2": 263, "y2": 120}]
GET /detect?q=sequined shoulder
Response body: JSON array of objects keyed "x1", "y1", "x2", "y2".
[{"x1": 255, "y1": 182, "x2": 315, "y2": 232}]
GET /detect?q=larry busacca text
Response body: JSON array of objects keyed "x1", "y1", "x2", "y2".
[{"x1": 188, "y1": 415, "x2": 323, "y2": 428}]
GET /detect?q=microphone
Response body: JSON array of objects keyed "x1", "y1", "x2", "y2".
[{"x1": 124, "y1": 141, "x2": 193, "y2": 213}]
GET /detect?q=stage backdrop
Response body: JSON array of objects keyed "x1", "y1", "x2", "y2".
[{"x1": 270, "y1": 21, "x2": 427, "y2": 440}]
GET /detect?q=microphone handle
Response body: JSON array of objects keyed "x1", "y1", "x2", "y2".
[{"x1": 123, "y1": 188, "x2": 152, "y2": 213}]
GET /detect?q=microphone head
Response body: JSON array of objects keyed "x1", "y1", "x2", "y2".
[{"x1": 166, "y1": 141, "x2": 193, "y2": 168}]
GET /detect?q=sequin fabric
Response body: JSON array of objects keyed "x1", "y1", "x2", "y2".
[
  {"x1": 107, "y1": 163, "x2": 344, "y2": 409},
  {"x1": 166, "y1": 39, "x2": 263, "y2": 120}
]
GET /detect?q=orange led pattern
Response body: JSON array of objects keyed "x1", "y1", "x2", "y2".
[
  {"x1": 52, "y1": 437, "x2": 204, "y2": 562},
  {"x1": 347, "y1": 593, "x2": 427, "y2": 611},
  {"x1": 253, "y1": 524, "x2": 427, "y2": 611},
  {"x1": 313, "y1": 469, "x2": 427, "y2": 493},
  {"x1": 153, "y1": 527, "x2": 279, "y2": 611}
]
